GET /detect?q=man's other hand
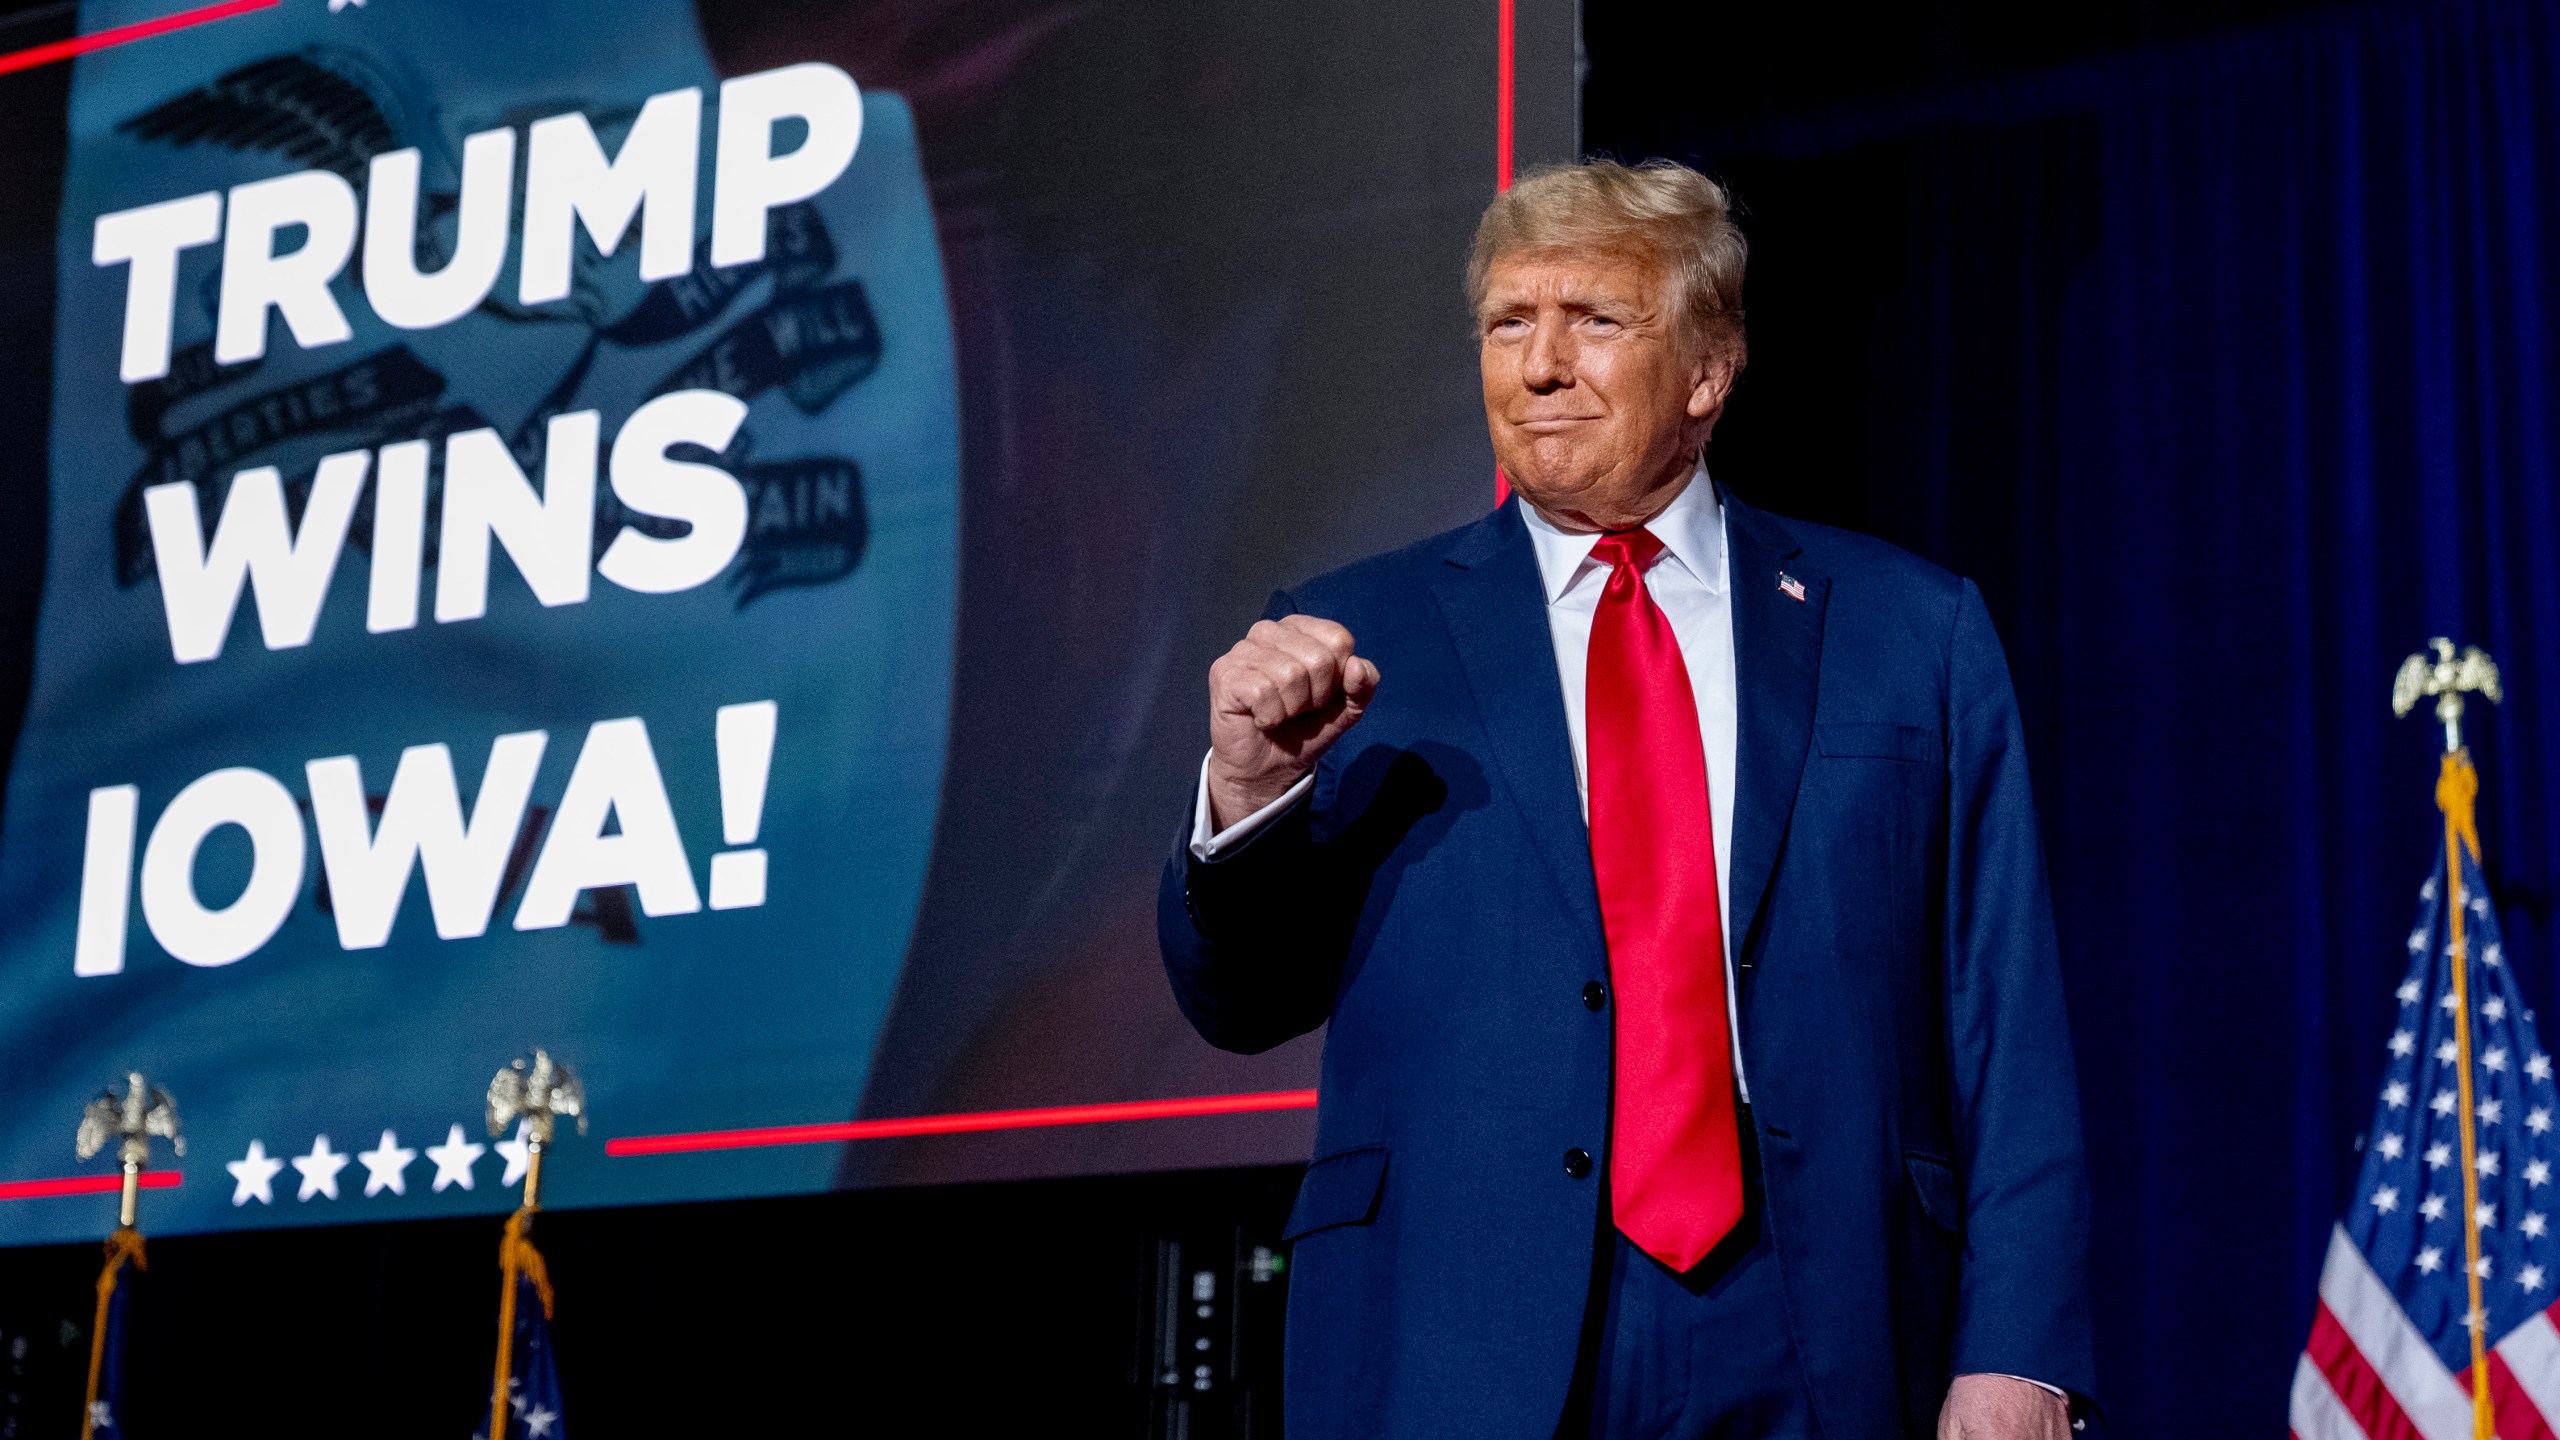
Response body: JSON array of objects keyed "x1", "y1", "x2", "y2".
[
  {"x1": 1939, "y1": 1374, "x2": 2071, "y2": 1440},
  {"x1": 1206, "y1": 616, "x2": 1379, "y2": 828}
]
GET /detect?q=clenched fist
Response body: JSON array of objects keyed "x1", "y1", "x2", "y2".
[{"x1": 1206, "y1": 616, "x2": 1381, "y2": 830}]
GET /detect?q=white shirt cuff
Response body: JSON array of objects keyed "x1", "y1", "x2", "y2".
[
  {"x1": 1973, "y1": 1374, "x2": 2073, "y2": 1409},
  {"x1": 1189, "y1": 752, "x2": 1314, "y2": 861}
]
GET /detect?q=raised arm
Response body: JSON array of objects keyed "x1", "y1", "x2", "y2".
[{"x1": 1159, "y1": 602, "x2": 1379, "y2": 1054}]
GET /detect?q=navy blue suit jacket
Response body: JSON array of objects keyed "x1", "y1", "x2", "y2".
[{"x1": 1160, "y1": 492, "x2": 2096, "y2": 1438}]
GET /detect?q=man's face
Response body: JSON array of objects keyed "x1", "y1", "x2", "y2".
[{"x1": 1477, "y1": 248, "x2": 1735, "y2": 532}]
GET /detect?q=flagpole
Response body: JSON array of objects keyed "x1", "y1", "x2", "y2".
[
  {"x1": 2396, "y1": 639, "x2": 2504, "y2": 1440},
  {"x1": 2445, "y1": 749, "x2": 2493, "y2": 1440},
  {"x1": 72, "y1": 1074, "x2": 180, "y2": 1440},
  {"x1": 485, "y1": 1050, "x2": 581, "y2": 1440}
]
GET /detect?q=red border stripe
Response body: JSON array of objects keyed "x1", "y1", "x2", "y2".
[
  {"x1": 0, "y1": 1170, "x2": 182, "y2": 1203},
  {"x1": 0, "y1": 0, "x2": 279, "y2": 79},
  {"x1": 607, "y1": 1088, "x2": 1319, "y2": 1157}
]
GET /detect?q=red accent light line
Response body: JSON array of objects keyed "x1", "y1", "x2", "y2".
[
  {"x1": 1495, "y1": 0, "x2": 1515, "y2": 191},
  {"x1": 1493, "y1": 0, "x2": 1516, "y2": 505},
  {"x1": 0, "y1": 0, "x2": 279, "y2": 79},
  {"x1": 0, "y1": 1171, "x2": 182, "y2": 1203},
  {"x1": 606, "y1": 1088, "x2": 1320, "y2": 1157}
]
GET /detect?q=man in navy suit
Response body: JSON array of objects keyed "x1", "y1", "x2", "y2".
[{"x1": 1160, "y1": 160, "x2": 2094, "y2": 1439}]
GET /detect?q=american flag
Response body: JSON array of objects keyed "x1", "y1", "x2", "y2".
[{"x1": 2294, "y1": 843, "x2": 2560, "y2": 1437}]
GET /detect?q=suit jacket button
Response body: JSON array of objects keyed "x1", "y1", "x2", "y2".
[
  {"x1": 1563, "y1": 1147, "x2": 1593, "y2": 1179},
  {"x1": 1582, "y1": 981, "x2": 1606, "y2": 1011}
]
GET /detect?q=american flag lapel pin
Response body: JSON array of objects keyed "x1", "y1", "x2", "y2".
[{"x1": 1778, "y1": 572, "x2": 1807, "y2": 602}]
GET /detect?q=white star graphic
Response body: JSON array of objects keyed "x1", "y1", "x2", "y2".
[
  {"x1": 2531, "y1": 1159, "x2": 2553, "y2": 1189},
  {"x1": 2385, "y1": 1080, "x2": 2412, "y2": 1109},
  {"x1": 2417, "y1": 1245, "x2": 2446, "y2": 1273},
  {"x1": 358, "y1": 1130, "x2": 417, "y2": 1197},
  {"x1": 2379, "y1": 1133, "x2": 2406, "y2": 1161},
  {"x1": 2486, "y1": 997, "x2": 2509, "y2": 1023},
  {"x1": 2402, "y1": 977, "x2": 2425, "y2": 1003},
  {"x1": 2371, "y1": 1185, "x2": 2402, "y2": 1214},
  {"x1": 2427, "y1": 1142, "x2": 2454, "y2": 1170},
  {"x1": 2480, "y1": 1151, "x2": 2502, "y2": 1177},
  {"x1": 2451, "y1": 936, "x2": 2469, "y2": 961},
  {"x1": 327, "y1": 0, "x2": 365, "y2": 11},
  {"x1": 292, "y1": 1135, "x2": 350, "y2": 1201},
  {"x1": 226, "y1": 1140, "x2": 283, "y2": 1206},
  {"x1": 2466, "y1": 1305, "x2": 2488, "y2": 1333},
  {"x1": 2533, "y1": 1054, "x2": 2554, "y2": 1083},
  {"x1": 2486, "y1": 1046, "x2": 2511, "y2": 1073},
  {"x1": 2478, "y1": 1201, "x2": 2500, "y2": 1229},
  {"x1": 2533, "y1": 1108, "x2": 2553, "y2": 1135},
  {"x1": 2524, "y1": 1264, "x2": 2547, "y2": 1294},
  {"x1": 2422, "y1": 1194, "x2": 2450, "y2": 1221},
  {"x1": 2486, "y1": 943, "x2": 2505, "y2": 968},
  {"x1": 426, "y1": 1124, "x2": 486, "y2": 1192},
  {"x1": 2473, "y1": 896, "x2": 2492, "y2": 917},
  {"x1": 2438, "y1": 1038, "x2": 2461, "y2": 1065},
  {"x1": 2476, "y1": 1255, "x2": 2496, "y2": 1279},
  {"x1": 2434, "y1": 1091, "x2": 2459, "y2": 1117},
  {"x1": 2410, "y1": 928, "x2": 2432, "y2": 954},
  {"x1": 2527, "y1": 1212, "x2": 2549, "y2": 1239},
  {"x1": 2482, "y1": 1098, "x2": 2505, "y2": 1125},
  {"x1": 495, "y1": 1122, "x2": 534, "y2": 1187},
  {"x1": 2422, "y1": 878, "x2": 2439, "y2": 901},
  {"x1": 2391, "y1": 1030, "x2": 2418, "y2": 1057},
  {"x1": 524, "y1": 1404, "x2": 559, "y2": 1438},
  {"x1": 2443, "y1": 992, "x2": 2463, "y2": 1015}
]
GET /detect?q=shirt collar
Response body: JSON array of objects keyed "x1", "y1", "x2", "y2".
[{"x1": 1518, "y1": 463, "x2": 1726, "y2": 605}]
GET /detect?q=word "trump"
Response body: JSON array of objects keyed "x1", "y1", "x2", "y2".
[{"x1": 92, "y1": 62, "x2": 863, "y2": 381}]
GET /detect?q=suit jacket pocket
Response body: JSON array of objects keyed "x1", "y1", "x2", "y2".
[
  {"x1": 1283, "y1": 1145, "x2": 1389, "y2": 1241},
  {"x1": 1816, "y1": 722, "x2": 1937, "y2": 763},
  {"x1": 1904, "y1": 1151, "x2": 1964, "y2": 1234}
]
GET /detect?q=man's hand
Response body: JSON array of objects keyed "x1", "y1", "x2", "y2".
[
  {"x1": 1938, "y1": 1375, "x2": 2071, "y2": 1440},
  {"x1": 1206, "y1": 616, "x2": 1380, "y2": 829}
]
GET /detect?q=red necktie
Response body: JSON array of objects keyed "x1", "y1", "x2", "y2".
[{"x1": 1585, "y1": 528, "x2": 1743, "y2": 1272}]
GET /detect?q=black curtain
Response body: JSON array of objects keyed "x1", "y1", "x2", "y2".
[{"x1": 1613, "y1": 0, "x2": 2560, "y2": 1428}]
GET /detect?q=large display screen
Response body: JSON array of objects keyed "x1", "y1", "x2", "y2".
[{"x1": 0, "y1": 0, "x2": 1573, "y2": 1244}]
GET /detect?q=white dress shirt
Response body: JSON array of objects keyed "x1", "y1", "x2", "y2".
[{"x1": 1190, "y1": 465, "x2": 1749, "y2": 1098}]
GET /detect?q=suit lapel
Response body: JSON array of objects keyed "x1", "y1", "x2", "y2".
[
  {"x1": 1721, "y1": 492, "x2": 1826, "y2": 960},
  {"x1": 1430, "y1": 501, "x2": 1607, "y2": 967}
]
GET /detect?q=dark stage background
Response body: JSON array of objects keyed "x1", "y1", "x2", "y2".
[{"x1": 1591, "y1": 0, "x2": 2560, "y2": 1431}]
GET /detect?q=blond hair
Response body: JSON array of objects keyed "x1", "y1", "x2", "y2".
[{"x1": 1466, "y1": 159, "x2": 1747, "y2": 368}]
